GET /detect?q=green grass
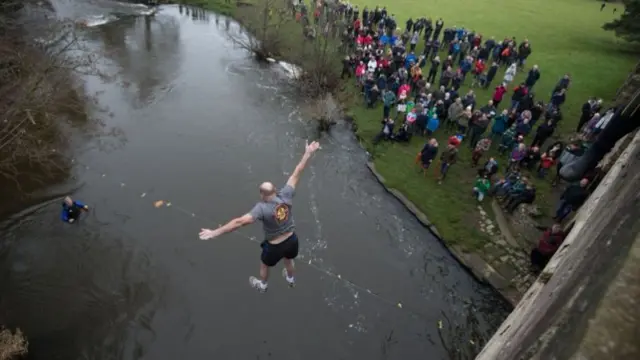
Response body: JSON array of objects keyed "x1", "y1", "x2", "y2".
[
  {"x1": 351, "y1": 0, "x2": 636, "y2": 136},
  {"x1": 345, "y1": 0, "x2": 637, "y2": 249}
]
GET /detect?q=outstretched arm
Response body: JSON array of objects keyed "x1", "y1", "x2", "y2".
[
  {"x1": 286, "y1": 140, "x2": 321, "y2": 189},
  {"x1": 74, "y1": 201, "x2": 89, "y2": 210},
  {"x1": 199, "y1": 214, "x2": 255, "y2": 240}
]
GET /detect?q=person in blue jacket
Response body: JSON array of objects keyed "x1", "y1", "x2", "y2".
[{"x1": 61, "y1": 196, "x2": 89, "y2": 223}]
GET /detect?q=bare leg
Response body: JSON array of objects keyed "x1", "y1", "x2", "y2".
[
  {"x1": 259, "y1": 263, "x2": 269, "y2": 283},
  {"x1": 283, "y1": 259, "x2": 295, "y2": 278}
]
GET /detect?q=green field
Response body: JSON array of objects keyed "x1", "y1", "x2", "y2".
[{"x1": 346, "y1": 0, "x2": 637, "y2": 249}]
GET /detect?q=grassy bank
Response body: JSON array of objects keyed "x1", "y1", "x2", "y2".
[
  {"x1": 179, "y1": 0, "x2": 638, "y2": 251},
  {"x1": 345, "y1": 0, "x2": 637, "y2": 250}
]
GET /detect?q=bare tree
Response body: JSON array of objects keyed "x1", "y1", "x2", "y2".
[
  {"x1": 0, "y1": 1, "x2": 109, "y2": 195},
  {"x1": 304, "y1": 94, "x2": 340, "y2": 132},
  {"x1": 289, "y1": 4, "x2": 343, "y2": 97},
  {"x1": 436, "y1": 304, "x2": 490, "y2": 360},
  {"x1": 225, "y1": 0, "x2": 293, "y2": 61}
]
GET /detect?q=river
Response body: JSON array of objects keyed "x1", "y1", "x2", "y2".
[{"x1": 0, "y1": 2, "x2": 509, "y2": 359}]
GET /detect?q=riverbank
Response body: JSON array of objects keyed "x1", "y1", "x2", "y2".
[
  {"x1": 175, "y1": 0, "x2": 531, "y2": 304},
  {"x1": 1, "y1": 5, "x2": 511, "y2": 358},
  {"x1": 364, "y1": 160, "x2": 531, "y2": 304},
  {"x1": 176, "y1": 0, "x2": 637, "y2": 304}
]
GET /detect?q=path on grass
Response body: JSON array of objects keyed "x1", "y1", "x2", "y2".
[{"x1": 0, "y1": 3, "x2": 509, "y2": 359}]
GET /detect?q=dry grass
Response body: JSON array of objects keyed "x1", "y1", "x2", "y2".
[{"x1": 0, "y1": 328, "x2": 27, "y2": 360}]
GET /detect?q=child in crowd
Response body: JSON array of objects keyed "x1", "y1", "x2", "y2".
[
  {"x1": 538, "y1": 151, "x2": 556, "y2": 179},
  {"x1": 473, "y1": 175, "x2": 491, "y2": 202},
  {"x1": 395, "y1": 95, "x2": 407, "y2": 120},
  {"x1": 425, "y1": 108, "x2": 440, "y2": 135}
]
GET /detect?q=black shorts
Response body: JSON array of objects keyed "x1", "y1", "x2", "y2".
[{"x1": 260, "y1": 233, "x2": 299, "y2": 267}]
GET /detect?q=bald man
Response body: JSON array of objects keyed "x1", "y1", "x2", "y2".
[{"x1": 199, "y1": 140, "x2": 321, "y2": 292}]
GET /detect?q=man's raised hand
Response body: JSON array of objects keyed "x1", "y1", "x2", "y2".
[{"x1": 305, "y1": 140, "x2": 321, "y2": 155}]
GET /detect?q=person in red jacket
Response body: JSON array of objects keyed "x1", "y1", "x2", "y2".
[
  {"x1": 364, "y1": 33, "x2": 373, "y2": 46},
  {"x1": 511, "y1": 83, "x2": 529, "y2": 110},
  {"x1": 473, "y1": 59, "x2": 486, "y2": 74},
  {"x1": 473, "y1": 59, "x2": 486, "y2": 84},
  {"x1": 353, "y1": 18, "x2": 361, "y2": 34},
  {"x1": 530, "y1": 223, "x2": 566, "y2": 272},
  {"x1": 492, "y1": 83, "x2": 507, "y2": 108}
]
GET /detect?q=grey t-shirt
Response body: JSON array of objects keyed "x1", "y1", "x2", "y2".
[{"x1": 249, "y1": 184, "x2": 295, "y2": 241}]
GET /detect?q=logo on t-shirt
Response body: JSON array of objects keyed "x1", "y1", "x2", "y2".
[{"x1": 273, "y1": 203, "x2": 290, "y2": 224}]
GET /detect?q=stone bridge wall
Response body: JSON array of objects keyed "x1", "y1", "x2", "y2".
[{"x1": 476, "y1": 130, "x2": 640, "y2": 359}]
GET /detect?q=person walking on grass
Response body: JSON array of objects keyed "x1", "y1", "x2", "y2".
[
  {"x1": 199, "y1": 141, "x2": 321, "y2": 293},
  {"x1": 438, "y1": 136, "x2": 460, "y2": 184}
]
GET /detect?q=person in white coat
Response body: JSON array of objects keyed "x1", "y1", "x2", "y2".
[{"x1": 503, "y1": 63, "x2": 517, "y2": 84}]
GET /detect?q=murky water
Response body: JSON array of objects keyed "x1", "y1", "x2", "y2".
[{"x1": 0, "y1": 3, "x2": 510, "y2": 359}]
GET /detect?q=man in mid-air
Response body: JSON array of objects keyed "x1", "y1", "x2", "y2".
[{"x1": 199, "y1": 140, "x2": 321, "y2": 292}]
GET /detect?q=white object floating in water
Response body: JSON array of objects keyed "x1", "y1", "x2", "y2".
[
  {"x1": 469, "y1": 339, "x2": 475, "y2": 345},
  {"x1": 266, "y1": 57, "x2": 276, "y2": 63},
  {"x1": 81, "y1": 15, "x2": 115, "y2": 28},
  {"x1": 337, "y1": 274, "x2": 341, "y2": 279},
  {"x1": 140, "y1": 193, "x2": 146, "y2": 198},
  {"x1": 397, "y1": 303, "x2": 403, "y2": 309},
  {"x1": 278, "y1": 61, "x2": 302, "y2": 79},
  {"x1": 166, "y1": 202, "x2": 172, "y2": 207},
  {"x1": 348, "y1": 324, "x2": 353, "y2": 328},
  {"x1": 191, "y1": 213, "x2": 195, "y2": 217},
  {"x1": 120, "y1": 183, "x2": 126, "y2": 187},
  {"x1": 101, "y1": 174, "x2": 106, "y2": 177}
]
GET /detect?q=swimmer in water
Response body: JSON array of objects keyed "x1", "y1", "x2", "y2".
[
  {"x1": 199, "y1": 140, "x2": 321, "y2": 292},
  {"x1": 61, "y1": 196, "x2": 89, "y2": 223}
]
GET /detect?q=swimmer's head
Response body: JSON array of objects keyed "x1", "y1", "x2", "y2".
[
  {"x1": 64, "y1": 196, "x2": 73, "y2": 205},
  {"x1": 259, "y1": 182, "x2": 276, "y2": 200}
]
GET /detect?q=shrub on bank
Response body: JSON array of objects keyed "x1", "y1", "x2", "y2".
[
  {"x1": 0, "y1": 328, "x2": 27, "y2": 360},
  {"x1": 0, "y1": 0, "x2": 108, "y2": 209}
]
